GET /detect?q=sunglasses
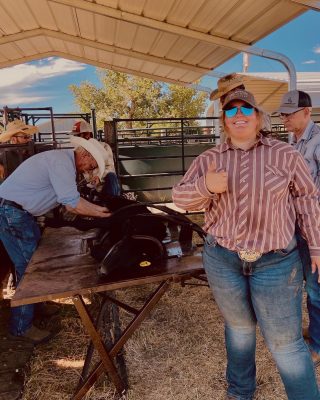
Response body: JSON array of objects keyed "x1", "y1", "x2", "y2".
[
  {"x1": 15, "y1": 134, "x2": 31, "y2": 139},
  {"x1": 279, "y1": 109, "x2": 303, "y2": 120},
  {"x1": 224, "y1": 105, "x2": 255, "y2": 118}
]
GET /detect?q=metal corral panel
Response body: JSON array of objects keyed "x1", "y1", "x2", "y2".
[{"x1": 0, "y1": 0, "x2": 308, "y2": 85}]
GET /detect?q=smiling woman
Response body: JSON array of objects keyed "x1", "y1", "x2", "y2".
[{"x1": 172, "y1": 89, "x2": 320, "y2": 399}]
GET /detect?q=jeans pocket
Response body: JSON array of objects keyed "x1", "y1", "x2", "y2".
[{"x1": 205, "y1": 234, "x2": 217, "y2": 248}]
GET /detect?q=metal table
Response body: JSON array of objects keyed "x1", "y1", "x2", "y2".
[{"x1": 12, "y1": 226, "x2": 205, "y2": 399}]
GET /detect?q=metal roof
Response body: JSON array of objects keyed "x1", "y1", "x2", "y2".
[{"x1": 0, "y1": 0, "x2": 308, "y2": 86}]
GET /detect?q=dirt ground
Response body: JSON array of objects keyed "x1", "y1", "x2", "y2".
[{"x1": 21, "y1": 282, "x2": 319, "y2": 400}]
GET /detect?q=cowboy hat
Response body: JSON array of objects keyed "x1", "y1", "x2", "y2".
[
  {"x1": 0, "y1": 120, "x2": 38, "y2": 143},
  {"x1": 70, "y1": 135, "x2": 106, "y2": 179},
  {"x1": 210, "y1": 73, "x2": 246, "y2": 101}
]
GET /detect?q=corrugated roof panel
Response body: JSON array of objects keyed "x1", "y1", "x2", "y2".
[
  {"x1": 115, "y1": 20, "x2": 137, "y2": 50},
  {"x1": 0, "y1": 2, "x2": 21, "y2": 34},
  {"x1": 29, "y1": 36, "x2": 51, "y2": 53},
  {"x1": 132, "y1": 26, "x2": 159, "y2": 54},
  {"x1": 149, "y1": 32, "x2": 179, "y2": 57},
  {"x1": 198, "y1": 47, "x2": 238, "y2": 69},
  {"x1": 179, "y1": 70, "x2": 204, "y2": 83},
  {"x1": 96, "y1": 0, "x2": 119, "y2": 8},
  {"x1": 153, "y1": 64, "x2": 175, "y2": 77},
  {"x1": 95, "y1": 14, "x2": 117, "y2": 45},
  {"x1": 48, "y1": 2, "x2": 78, "y2": 36},
  {"x1": 165, "y1": 0, "x2": 207, "y2": 27},
  {"x1": 183, "y1": 42, "x2": 217, "y2": 65},
  {"x1": 166, "y1": 67, "x2": 190, "y2": 81},
  {"x1": 98, "y1": 49, "x2": 114, "y2": 64},
  {"x1": 15, "y1": 38, "x2": 38, "y2": 57},
  {"x1": 126, "y1": 57, "x2": 144, "y2": 71},
  {"x1": 118, "y1": 0, "x2": 145, "y2": 15},
  {"x1": 113, "y1": 53, "x2": 130, "y2": 68},
  {"x1": 0, "y1": 0, "x2": 39, "y2": 31},
  {"x1": 27, "y1": 0, "x2": 57, "y2": 31},
  {"x1": 83, "y1": 46, "x2": 98, "y2": 61},
  {"x1": 47, "y1": 37, "x2": 68, "y2": 53},
  {"x1": 76, "y1": 9, "x2": 96, "y2": 41},
  {"x1": 143, "y1": 0, "x2": 176, "y2": 21},
  {"x1": 188, "y1": 0, "x2": 239, "y2": 32},
  {"x1": 140, "y1": 61, "x2": 159, "y2": 75},
  {"x1": 65, "y1": 42, "x2": 83, "y2": 58},
  {"x1": 0, "y1": 43, "x2": 24, "y2": 60},
  {"x1": 166, "y1": 36, "x2": 199, "y2": 62},
  {"x1": 212, "y1": 0, "x2": 276, "y2": 39},
  {"x1": 0, "y1": 48, "x2": 10, "y2": 62},
  {"x1": 233, "y1": 2, "x2": 303, "y2": 43}
]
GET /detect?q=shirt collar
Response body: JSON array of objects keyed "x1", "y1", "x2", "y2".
[
  {"x1": 217, "y1": 134, "x2": 272, "y2": 153},
  {"x1": 292, "y1": 120, "x2": 314, "y2": 145}
]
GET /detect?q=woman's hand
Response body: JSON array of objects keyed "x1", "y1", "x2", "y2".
[
  {"x1": 311, "y1": 256, "x2": 320, "y2": 282},
  {"x1": 205, "y1": 162, "x2": 228, "y2": 194}
]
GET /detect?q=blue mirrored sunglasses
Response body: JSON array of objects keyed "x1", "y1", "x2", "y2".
[{"x1": 224, "y1": 105, "x2": 255, "y2": 118}]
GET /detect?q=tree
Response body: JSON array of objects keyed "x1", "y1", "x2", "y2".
[{"x1": 69, "y1": 69, "x2": 208, "y2": 128}]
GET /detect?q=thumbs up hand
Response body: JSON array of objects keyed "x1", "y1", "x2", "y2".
[{"x1": 205, "y1": 162, "x2": 228, "y2": 194}]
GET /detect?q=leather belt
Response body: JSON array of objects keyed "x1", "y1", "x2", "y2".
[{"x1": 0, "y1": 197, "x2": 24, "y2": 210}]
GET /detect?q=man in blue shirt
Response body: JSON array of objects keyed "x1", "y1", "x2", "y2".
[
  {"x1": 0, "y1": 135, "x2": 111, "y2": 344},
  {"x1": 278, "y1": 90, "x2": 320, "y2": 366}
]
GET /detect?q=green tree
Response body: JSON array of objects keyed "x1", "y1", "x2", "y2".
[{"x1": 69, "y1": 70, "x2": 208, "y2": 128}]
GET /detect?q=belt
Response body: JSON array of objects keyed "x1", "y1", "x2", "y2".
[{"x1": 0, "y1": 197, "x2": 23, "y2": 210}]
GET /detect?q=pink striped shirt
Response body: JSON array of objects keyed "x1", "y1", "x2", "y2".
[{"x1": 172, "y1": 136, "x2": 320, "y2": 257}]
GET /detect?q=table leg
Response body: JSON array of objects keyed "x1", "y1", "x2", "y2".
[
  {"x1": 72, "y1": 295, "x2": 126, "y2": 398},
  {"x1": 73, "y1": 280, "x2": 170, "y2": 398}
]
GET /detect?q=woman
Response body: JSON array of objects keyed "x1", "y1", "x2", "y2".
[{"x1": 172, "y1": 89, "x2": 320, "y2": 400}]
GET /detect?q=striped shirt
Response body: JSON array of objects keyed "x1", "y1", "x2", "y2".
[{"x1": 172, "y1": 135, "x2": 320, "y2": 257}]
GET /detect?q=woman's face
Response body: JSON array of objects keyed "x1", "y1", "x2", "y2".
[{"x1": 224, "y1": 100, "x2": 259, "y2": 143}]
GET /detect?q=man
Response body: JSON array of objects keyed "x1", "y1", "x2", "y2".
[
  {"x1": 0, "y1": 119, "x2": 37, "y2": 145},
  {"x1": 0, "y1": 134, "x2": 111, "y2": 345},
  {"x1": 278, "y1": 89, "x2": 320, "y2": 365},
  {"x1": 71, "y1": 119, "x2": 120, "y2": 196}
]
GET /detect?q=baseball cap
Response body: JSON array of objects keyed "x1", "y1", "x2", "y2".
[
  {"x1": 222, "y1": 89, "x2": 261, "y2": 111},
  {"x1": 72, "y1": 120, "x2": 93, "y2": 134},
  {"x1": 277, "y1": 90, "x2": 312, "y2": 114}
]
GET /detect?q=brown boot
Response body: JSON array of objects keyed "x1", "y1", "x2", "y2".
[{"x1": 16, "y1": 325, "x2": 57, "y2": 346}]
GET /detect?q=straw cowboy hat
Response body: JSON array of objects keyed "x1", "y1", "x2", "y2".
[
  {"x1": 70, "y1": 135, "x2": 106, "y2": 179},
  {"x1": 0, "y1": 120, "x2": 38, "y2": 143},
  {"x1": 210, "y1": 73, "x2": 246, "y2": 101}
]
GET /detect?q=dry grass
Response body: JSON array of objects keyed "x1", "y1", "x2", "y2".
[{"x1": 22, "y1": 282, "x2": 319, "y2": 400}]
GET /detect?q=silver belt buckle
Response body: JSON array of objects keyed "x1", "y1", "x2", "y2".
[{"x1": 238, "y1": 249, "x2": 262, "y2": 262}]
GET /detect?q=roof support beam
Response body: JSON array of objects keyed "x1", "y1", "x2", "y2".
[
  {"x1": 50, "y1": 0, "x2": 297, "y2": 88},
  {"x1": 0, "y1": 28, "x2": 210, "y2": 77}
]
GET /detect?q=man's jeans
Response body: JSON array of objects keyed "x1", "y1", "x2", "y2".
[
  {"x1": 203, "y1": 236, "x2": 319, "y2": 400},
  {"x1": 101, "y1": 172, "x2": 121, "y2": 196},
  {"x1": 0, "y1": 204, "x2": 40, "y2": 335},
  {"x1": 297, "y1": 232, "x2": 320, "y2": 355}
]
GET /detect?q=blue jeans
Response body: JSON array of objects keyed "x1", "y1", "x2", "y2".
[
  {"x1": 101, "y1": 172, "x2": 121, "y2": 196},
  {"x1": 0, "y1": 204, "x2": 40, "y2": 335},
  {"x1": 297, "y1": 232, "x2": 320, "y2": 355},
  {"x1": 203, "y1": 235, "x2": 319, "y2": 400}
]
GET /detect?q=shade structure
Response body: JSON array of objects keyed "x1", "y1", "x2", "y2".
[{"x1": 0, "y1": 0, "x2": 309, "y2": 87}]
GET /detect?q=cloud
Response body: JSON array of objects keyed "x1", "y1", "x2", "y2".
[
  {"x1": 302, "y1": 60, "x2": 316, "y2": 64},
  {"x1": 0, "y1": 94, "x2": 51, "y2": 106},
  {"x1": 313, "y1": 46, "x2": 320, "y2": 54},
  {"x1": 0, "y1": 58, "x2": 86, "y2": 90}
]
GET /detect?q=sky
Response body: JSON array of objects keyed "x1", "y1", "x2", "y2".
[{"x1": 0, "y1": 9, "x2": 318, "y2": 114}]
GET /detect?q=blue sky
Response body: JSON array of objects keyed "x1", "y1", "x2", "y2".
[{"x1": 0, "y1": 10, "x2": 318, "y2": 113}]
